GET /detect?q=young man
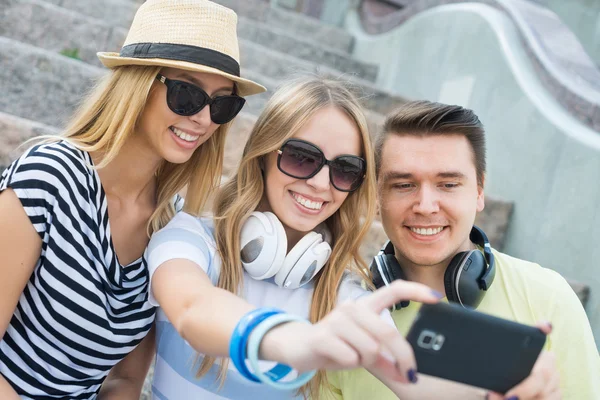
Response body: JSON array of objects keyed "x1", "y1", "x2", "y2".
[{"x1": 327, "y1": 101, "x2": 599, "y2": 399}]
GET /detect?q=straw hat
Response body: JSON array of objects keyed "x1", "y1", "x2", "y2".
[{"x1": 97, "y1": 0, "x2": 266, "y2": 96}]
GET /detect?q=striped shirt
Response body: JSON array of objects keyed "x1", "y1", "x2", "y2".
[
  {"x1": 0, "y1": 141, "x2": 156, "y2": 399},
  {"x1": 146, "y1": 212, "x2": 392, "y2": 400}
]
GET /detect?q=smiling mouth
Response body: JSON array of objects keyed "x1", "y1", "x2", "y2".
[
  {"x1": 409, "y1": 226, "x2": 446, "y2": 236},
  {"x1": 170, "y1": 126, "x2": 200, "y2": 142},
  {"x1": 290, "y1": 191, "x2": 326, "y2": 210}
]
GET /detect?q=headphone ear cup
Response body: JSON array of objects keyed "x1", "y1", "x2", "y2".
[
  {"x1": 240, "y1": 212, "x2": 287, "y2": 280},
  {"x1": 385, "y1": 255, "x2": 406, "y2": 281},
  {"x1": 444, "y1": 251, "x2": 468, "y2": 303},
  {"x1": 370, "y1": 255, "x2": 387, "y2": 290},
  {"x1": 274, "y1": 231, "x2": 331, "y2": 289},
  {"x1": 445, "y1": 250, "x2": 488, "y2": 308},
  {"x1": 456, "y1": 250, "x2": 487, "y2": 309},
  {"x1": 383, "y1": 254, "x2": 410, "y2": 309}
]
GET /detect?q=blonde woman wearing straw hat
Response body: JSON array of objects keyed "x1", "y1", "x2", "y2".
[
  {"x1": 146, "y1": 75, "x2": 443, "y2": 399},
  {"x1": 0, "y1": 1, "x2": 265, "y2": 398}
]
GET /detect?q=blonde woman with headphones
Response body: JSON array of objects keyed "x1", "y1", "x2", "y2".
[
  {"x1": 147, "y1": 76, "x2": 442, "y2": 399},
  {"x1": 0, "y1": 1, "x2": 266, "y2": 398}
]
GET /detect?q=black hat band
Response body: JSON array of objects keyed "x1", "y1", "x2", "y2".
[{"x1": 120, "y1": 42, "x2": 240, "y2": 77}]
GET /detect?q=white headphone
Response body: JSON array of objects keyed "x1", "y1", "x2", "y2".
[{"x1": 239, "y1": 211, "x2": 332, "y2": 289}]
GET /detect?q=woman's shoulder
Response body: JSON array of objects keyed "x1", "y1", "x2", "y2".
[
  {"x1": 152, "y1": 211, "x2": 218, "y2": 251},
  {"x1": 1, "y1": 140, "x2": 94, "y2": 199},
  {"x1": 21, "y1": 140, "x2": 88, "y2": 166},
  {"x1": 165, "y1": 211, "x2": 215, "y2": 235},
  {"x1": 2, "y1": 140, "x2": 92, "y2": 184}
]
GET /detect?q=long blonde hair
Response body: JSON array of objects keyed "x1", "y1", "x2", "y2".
[
  {"x1": 43, "y1": 65, "x2": 230, "y2": 234},
  {"x1": 194, "y1": 76, "x2": 377, "y2": 398}
]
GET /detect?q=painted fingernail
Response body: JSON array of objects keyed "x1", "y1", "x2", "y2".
[
  {"x1": 485, "y1": 393, "x2": 490, "y2": 400},
  {"x1": 505, "y1": 396, "x2": 519, "y2": 400},
  {"x1": 431, "y1": 290, "x2": 443, "y2": 299},
  {"x1": 407, "y1": 368, "x2": 418, "y2": 383}
]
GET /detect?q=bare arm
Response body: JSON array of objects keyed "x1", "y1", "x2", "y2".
[
  {"x1": 0, "y1": 189, "x2": 43, "y2": 398},
  {"x1": 98, "y1": 324, "x2": 156, "y2": 400}
]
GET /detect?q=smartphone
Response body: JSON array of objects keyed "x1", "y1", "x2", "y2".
[{"x1": 406, "y1": 302, "x2": 546, "y2": 394}]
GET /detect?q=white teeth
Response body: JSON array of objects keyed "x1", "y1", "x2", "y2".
[
  {"x1": 411, "y1": 227, "x2": 444, "y2": 236},
  {"x1": 171, "y1": 127, "x2": 199, "y2": 142},
  {"x1": 291, "y1": 192, "x2": 323, "y2": 210}
]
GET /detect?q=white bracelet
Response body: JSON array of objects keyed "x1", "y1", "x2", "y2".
[{"x1": 247, "y1": 313, "x2": 316, "y2": 390}]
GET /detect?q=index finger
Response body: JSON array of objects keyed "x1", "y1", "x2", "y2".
[{"x1": 359, "y1": 280, "x2": 442, "y2": 313}]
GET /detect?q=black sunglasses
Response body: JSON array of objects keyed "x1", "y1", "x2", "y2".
[
  {"x1": 156, "y1": 74, "x2": 246, "y2": 124},
  {"x1": 277, "y1": 139, "x2": 366, "y2": 192}
]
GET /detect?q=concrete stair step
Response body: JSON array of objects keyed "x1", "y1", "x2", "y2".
[
  {"x1": 27, "y1": 0, "x2": 377, "y2": 81},
  {"x1": 1, "y1": 0, "x2": 126, "y2": 69},
  {"x1": 42, "y1": 0, "x2": 140, "y2": 29},
  {"x1": 0, "y1": 37, "x2": 103, "y2": 128},
  {"x1": 214, "y1": 0, "x2": 355, "y2": 53},
  {"x1": 0, "y1": 112, "x2": 60, "y2": 171},
  {"x1": 237, "y1": 18, "x2": 378, "y2": 82}
]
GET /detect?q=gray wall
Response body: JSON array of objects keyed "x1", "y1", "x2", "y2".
[{"x1": 536, "y1": 0, "x2": 600, "y2": 65}]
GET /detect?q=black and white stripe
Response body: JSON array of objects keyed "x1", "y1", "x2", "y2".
[{"x1": 0, "y1": 141, "x2": 155, "y2": 399}]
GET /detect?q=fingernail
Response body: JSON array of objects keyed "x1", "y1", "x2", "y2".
[
  {"x1": 485, "y1": 393, "x2": 489, "y2": 400},
  {"x1": 407, "y1": 368, "x2": 418, "y2": 383},
  {"x1": 431, "y1": 290, "x2": 444, "y2": 299},
  {"x1": 505, "y1": 396, "x2": 519, "y2": 400},
  {"x1": 546, "y1": 321, "x2": 553, "y2": 330}
]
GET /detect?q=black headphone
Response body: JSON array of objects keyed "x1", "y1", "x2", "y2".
[{"x1": 370, "y1": 226, "x2": 496, "y2": 311}]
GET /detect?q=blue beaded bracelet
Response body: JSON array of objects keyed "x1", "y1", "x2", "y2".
[
  {"x1": 229, "y1": 308, "x2": 284, "y2": 382},
  {"x1": 247, "y1": 313, "x2": 316, "y2": 390}
]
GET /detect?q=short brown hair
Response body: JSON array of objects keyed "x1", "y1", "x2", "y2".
[{"x1": 375, "y1": 100, "x2": 486, "y2": 186}]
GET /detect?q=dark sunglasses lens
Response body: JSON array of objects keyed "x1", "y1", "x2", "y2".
[
  {"x1": 330, "y1": 156, "x2": 366, "y2": 191},
  {"x1": 210, "y1": 96, "x2": 246, "y2": 124},
  {"x1": 167, "y1": 81, "x2": 209, "y2": 116},
  {"x1": 279, "y1": 141, "x2": 324, "y2": 178}
]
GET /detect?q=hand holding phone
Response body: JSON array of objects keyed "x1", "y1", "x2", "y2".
[{"x1": 406, "y1": 302, "x2": 547, "y2": 394}]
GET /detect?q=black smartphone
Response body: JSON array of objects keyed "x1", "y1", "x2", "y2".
[{"x1": 406, "y1": 302, "x2": 546, "y2": 394}]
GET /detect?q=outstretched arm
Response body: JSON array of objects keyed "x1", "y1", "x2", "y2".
[{"x1": 151, "y1": 255, "x2": 441, "y2": 381}]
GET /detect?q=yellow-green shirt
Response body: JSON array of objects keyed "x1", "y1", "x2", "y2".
[{"x1": 325, "y1": 250, "x2": 600, "y2": 399}]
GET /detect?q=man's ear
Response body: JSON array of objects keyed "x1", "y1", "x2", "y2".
[
  {"x1": 375, "y1": 180, "x2": 383, "y2": 213},
  {"x1": 477, "y1": 174, "x2": 485, "y2": 212}
]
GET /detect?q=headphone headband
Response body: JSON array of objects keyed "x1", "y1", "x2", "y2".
[{"x1": 468, "y1": 226, "x2": 495, "y2": 290}]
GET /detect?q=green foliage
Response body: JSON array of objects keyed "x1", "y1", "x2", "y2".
[{"x1": 60, "y1": 48, "x2": 81, "y2": 60}]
